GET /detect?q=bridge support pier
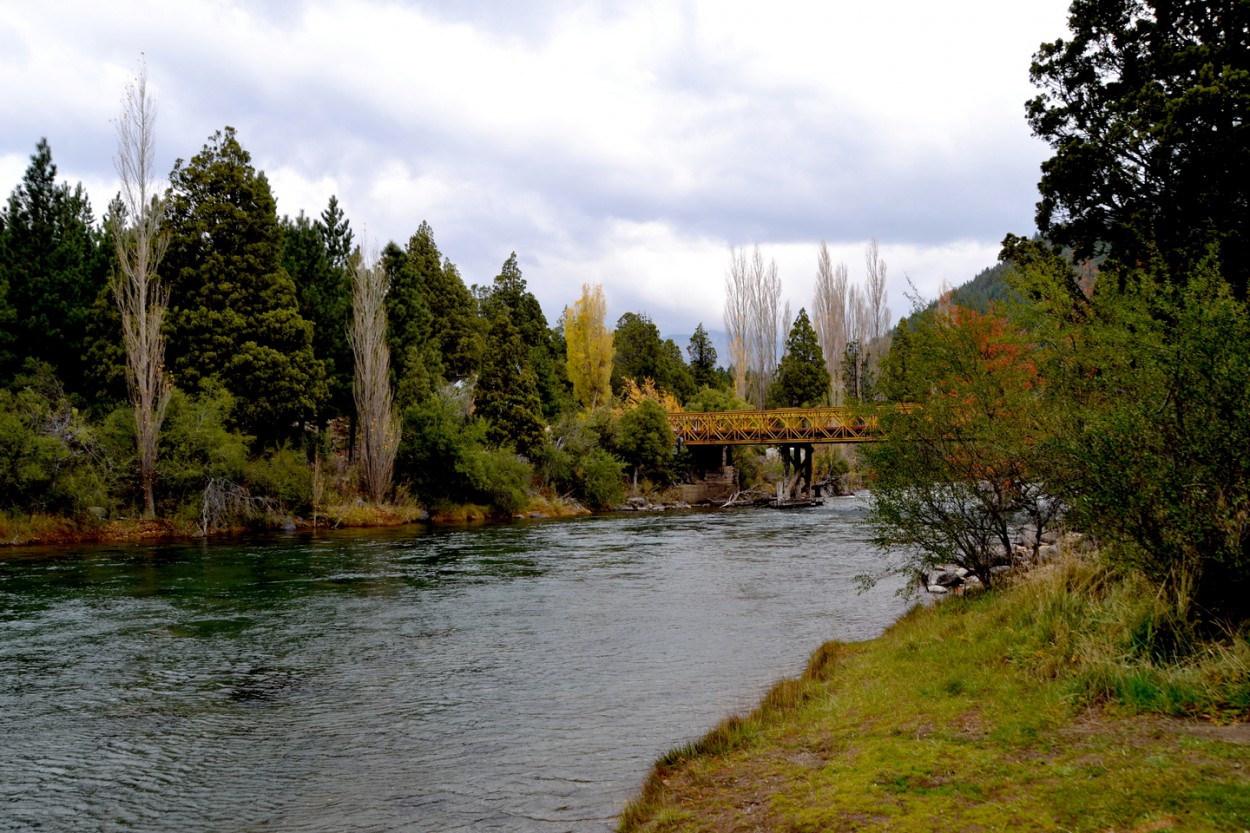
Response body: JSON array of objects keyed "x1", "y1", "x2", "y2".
[{"x1": 779, "y1": 444, "x2": 815, "y2": 500}]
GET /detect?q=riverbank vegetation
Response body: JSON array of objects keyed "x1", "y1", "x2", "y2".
[
  {"x1": 0, "y1": 76, "x2": 812, "y2": 545},
  {"x1": 624, "y1": 0, "x2": 1250, "y2": 826},
  {"x1": 620, "y1": 552, "x2": 1250, "y2": 832}
]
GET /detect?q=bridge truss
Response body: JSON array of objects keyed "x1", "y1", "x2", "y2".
[{"x1": 667, "y1": 407, "x2": 890, "y2": 446}]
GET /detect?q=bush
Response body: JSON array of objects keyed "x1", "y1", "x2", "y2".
[
  {"x1": 244, "y1": 444, "x2": 313, "y2": 512},
  {"x1": 157, "y1": 386, "x2": 251, "y2": 519},
  {"x1": 0, "y1": 364, "x2": 118, "y2": 518}
]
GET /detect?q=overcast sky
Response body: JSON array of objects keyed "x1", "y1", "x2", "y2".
[{"x1": 1, "y1": 0, "x2": 1072, "y2": 337}]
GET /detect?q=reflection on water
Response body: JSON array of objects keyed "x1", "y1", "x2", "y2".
[{"x1": 0, "y1": 498, "x2": 906, "y2": 832}]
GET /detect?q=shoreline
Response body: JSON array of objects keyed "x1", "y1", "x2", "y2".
[{"x1": 616, "y1": 556, "x2": 1250, "y2": 832}]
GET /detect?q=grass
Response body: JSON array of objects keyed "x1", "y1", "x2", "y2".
[{"x1": 619, "y1": 554, "x2": 1250, "y2": 832}]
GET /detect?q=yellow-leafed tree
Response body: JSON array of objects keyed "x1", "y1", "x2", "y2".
[{"x1": 563, "y1": 283, "x2": 613, "y2": 410}]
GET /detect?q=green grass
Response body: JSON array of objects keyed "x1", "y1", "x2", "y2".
[{"x1": 619, "y1": 555, "x2": 1250, "y2": 832}]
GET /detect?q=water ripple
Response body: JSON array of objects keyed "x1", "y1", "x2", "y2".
[{"x1": 0, "y1": 498, "x2": 905, "y2": 832}]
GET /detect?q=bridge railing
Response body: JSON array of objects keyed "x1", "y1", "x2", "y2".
[{"x1": 667, "y1": 406, "x2": 911, "y2": 445}]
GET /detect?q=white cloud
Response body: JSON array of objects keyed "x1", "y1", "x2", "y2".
[{"x1": 1, "y1": 0, "x2": 1071, "y2": 338}]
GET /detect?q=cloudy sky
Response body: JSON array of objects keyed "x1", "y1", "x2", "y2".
[{"x1": 1, "y1": 0, "x2": 1072, "y2": 337}]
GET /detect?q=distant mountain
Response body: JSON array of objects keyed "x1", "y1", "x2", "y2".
[{"x1": 946, "y1": 261, "x2": 1018, "y2": 313}]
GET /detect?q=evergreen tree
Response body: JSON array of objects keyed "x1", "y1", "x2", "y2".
[
  {"x1": 477, "y1": 252, "x2": 570, "y2": 418},
  {"x1": 770, "y1": 308, "x2": 831, "y2": 407},
  {"x1": 381, "y1": 240, "x2": 438, "y2": 407},
  {"x1": 686, "y1": 323, "x2": 719, "y2": 389},
  {"x1": 319, "y1": 195, "x2": 354, "y2": 271},
  {"x1": 164, "y1": 127, "x2": 326, "y2": 441},
  {"x1": 475, "y1": 312, "x2": 545, "y2": 457},
  {"x1": 282, "y1": 204, "x2": 352, "y2": 423},
  {"x1": 612, "y1": 311, "x2": 695, "y2": 401},
  {"x1": 405, "y1": 223, "x2": 481, "y2": 384},
  {"x1": 0, "y1": 139, "x2": 109, "y2": 394}
]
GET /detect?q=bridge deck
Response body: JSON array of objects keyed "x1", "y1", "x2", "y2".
[{"x1": 667, "y1": 406, "x2": 901, "y2": 445}]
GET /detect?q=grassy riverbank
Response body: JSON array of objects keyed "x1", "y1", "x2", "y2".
[{"x1": 620, "y1": 555, "x2": 1250, "y2": 832}]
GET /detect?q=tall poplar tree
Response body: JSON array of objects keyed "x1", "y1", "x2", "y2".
[
  {"x1": 110, "y1": 64, "x2": 171, "y2": 519},
  {"x1": 164, "y1": 127, "x2": 326, "y2": 440},
  {"x1": 563, "y1": 283, "x2": 613, "y2": 409}
]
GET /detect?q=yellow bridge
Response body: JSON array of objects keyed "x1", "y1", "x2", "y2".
[{"x1": 666, "y1": 406, "x2": 903, "y2": 446}]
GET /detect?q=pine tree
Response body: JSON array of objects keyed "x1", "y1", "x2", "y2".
[
  {"x1": 770, "y1": 308, "x2": 831, "y2": 408},
  {"x1": 477, "y1": 252, "x2": 570, "y2": 418},
  {"x1": 164, "y1": 127, "x2": 326, "y2": 440},
  {"x1": 475, "y1": 312, "x2": 545, "y2": 456},
  {"x1": 0, "y1": 139, "x2": 109, "y2": 393},
  {"x1": 686, "y1": 323, "x2": 719, "y2": 389},
  {"x1": 381, "y1": 240, "x2": 437, "y2": 407},
  {"x1": 282, "y1": 205, "x2": 352, "y2": 423}
]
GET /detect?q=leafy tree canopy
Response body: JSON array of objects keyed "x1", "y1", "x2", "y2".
[{"x1": 1026, "y1": 0, "x2": 1250, "y2": 295}]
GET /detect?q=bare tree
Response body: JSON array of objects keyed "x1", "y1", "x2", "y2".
[
  {"x1": 746, "y1": 246, "x2": 782, "y2": 409},
  {"x1": 865, "y1": 239, "x2": 891, "y2": 343},
  {"x1": 724, "y1": 248, "x2": 751, "y2": 401},
  {"x1": 724, "y1": 245, "x2": 783, "y2": 408},
  {"x1": 110, "y1": 61, "x2": 171, "y2": 519},
  {"x1": 812, "y1": 242, "x2": 849, "y2": 403},
  {"x1": 350, "y1": 245, "x2": 400, "y2": 503}
]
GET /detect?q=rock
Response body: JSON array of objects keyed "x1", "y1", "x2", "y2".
[
  {"x1": 926, "y1": 584, "x2": 950, "y2": 594},
  {"x1": 528, "y1": 512, "x2": 549, "y2": 519},
  {"x1": 934, "y1": 571, "x2": 965, "y2": 588},
  {"x1": 279, "y1": 517, "x2": 297, "y2": 532}
]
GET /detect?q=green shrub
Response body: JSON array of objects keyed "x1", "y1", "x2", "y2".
[{"x1": 244, "y1": 444, "x2": 313, "y2": 512}]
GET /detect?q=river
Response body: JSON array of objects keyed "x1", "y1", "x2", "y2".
[{"x1": 0, "y1": 497, "x2": 908, "y2": 832}]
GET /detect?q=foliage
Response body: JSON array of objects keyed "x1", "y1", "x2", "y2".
[
  {"x1": 620, "y1": 557, "x2": 1250, "y2": 832},
  {"x1": 381, "y1": 240, "x2": 437, "y2": 407},
  {"x1": 1026, "y1": 0, "x2": 1250, "y2": 297},
  {"x1": 243, "y1": 444, "x2": 313, "y2": 512},
  {"x1": 281, "y1": 200, "x2": 353, "y2": 422},
  {"x1": 864, "y1": 303, "x2": 1059, "y2": 589},
  {"x1": 617, "y1": 398, "x2": 676, "y2": 488},
  {"x1": 0, "y1": 139, "x2": 109, "y2": 395},
  {"x1": 475, "y1": 313, "x2": 546, "y2": 457},
  {"x1": 683, "y1": 385, "x2": 750, "y2": 413},
  {"x1": 477, "y1": 252, "x2": 570, "y2": 419},
  {"x1": 164, "y1": 126, "x2": 326, "y2": 441},
  {"x1": 537, "y1": 411, "x2": 626, "y2": 510},
  {"x1": 413, "y1": 227, "x2": 481, "y2": 382},
  {"x1": 397, "y1": 388, "x2": 533, "y2": 514},
  {"x1": 612, "y1": 311, "x2": 695, "y2": 402},
  {"x1": 156, "y1": 386, "x2": 251, "y2": 519},
  {"x1": 769, "y1": 308, "x2": 830, "y2": 408},
  {"x1": 685, "y1": 323, "x2": 720, "y2": 389},
  {"x1": 0, "y1": 363, "x2": 114, "y2": 517},
  {"x1": 1009, "y1": 242, "x2": 1250, "y2": 620},
  {"x1": 564, "y1": 283, "x2": 614, "y2": 410}
]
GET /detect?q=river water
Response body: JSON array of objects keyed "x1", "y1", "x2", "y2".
[{"x1": 0, "y1": 497, "x2": 907, "y2": 832}]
